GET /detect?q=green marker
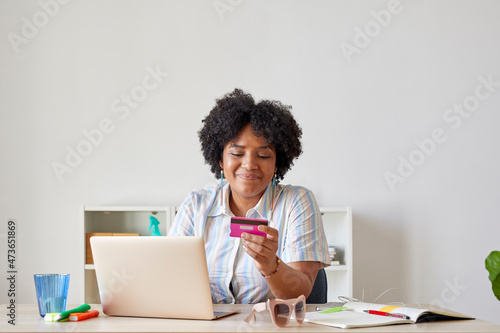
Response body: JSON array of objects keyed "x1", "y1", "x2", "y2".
[
  {"x1": 319, "y1": 306, "x2": 347, "y2": 314},
  {"x1": 54, "y1": 304, "x2": 91, "y2": 322}
]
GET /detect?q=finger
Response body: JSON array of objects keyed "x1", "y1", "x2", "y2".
[
  {"x1": 242, "y1": 241, "x2": 274, "y2": 269},
  {"x1": 242, "y1": 238, "x2": 267, "y2": 254},
  {"x1": 242, "y1": 240, "x2": 257, "y2": 259},
  {"x1": 259, "y1": 225, "x2": 279, "y2": 241},
  {"x1": 242, "y1": 240, "x2": 272, "y2": 263},
  {"x1": 241, "y1": 232, "x2": 266, "y2": 244},
  {"x1": 241, "y1": 226, "x2": 278, "y2": 241},
  {"x1": 242, "y1": 236, "x2": 277, "y2": 258},
  {"x1": 242, "y1": 233, "x2": 277, "y2": 252}
]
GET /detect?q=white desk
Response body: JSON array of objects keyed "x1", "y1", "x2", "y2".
[{"x1": 2, "y1": 304, "x2": 499, "y2": 333}]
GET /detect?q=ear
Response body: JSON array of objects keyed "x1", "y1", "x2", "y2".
[{"x1": 219, "y1": 160, "x2": 224, "y2": 170}]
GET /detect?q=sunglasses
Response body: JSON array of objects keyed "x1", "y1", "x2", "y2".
[{"x1": 244, "y1": 295, "x2": 306, "y2": 327}]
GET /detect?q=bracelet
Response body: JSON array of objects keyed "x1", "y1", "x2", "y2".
[{"x1": 260, "y1": 256, "x2": 280, "y2": 279}]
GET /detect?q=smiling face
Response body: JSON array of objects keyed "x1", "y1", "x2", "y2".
[{"x1": 220, "y1": 124, "x2": 277, "y2": 212}]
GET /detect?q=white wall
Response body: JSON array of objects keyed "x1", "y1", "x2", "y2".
[{"x1": 1, "y1": 0, "x2": 499, "y2": 325}]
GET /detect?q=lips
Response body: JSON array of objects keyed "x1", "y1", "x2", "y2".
[{"x1": 237, "y1": 173, "x2": 260, "y2": 180}]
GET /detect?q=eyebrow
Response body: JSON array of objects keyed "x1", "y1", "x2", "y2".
[{"x1": 229, "y1": 144, "x2": 273, "y2": 150}]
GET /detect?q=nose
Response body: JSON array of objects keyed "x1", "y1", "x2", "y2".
[{"x1": 241, "y1": 153, "x2": 257, "y2": 170}]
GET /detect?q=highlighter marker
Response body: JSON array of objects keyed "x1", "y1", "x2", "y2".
[
  {"x1": 69, "y1": 310, "x2": 99, "y2": 321},
  {"x1": 44, "y1": 313, "x2": 68, "y2": 322},
  {"x1": 53, "y1": 304, "x2": 91, "y2": 322}
]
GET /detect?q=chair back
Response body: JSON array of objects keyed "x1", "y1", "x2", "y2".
[{"x1": 306, "y1": 268, "x2": 327, "y2": 304}]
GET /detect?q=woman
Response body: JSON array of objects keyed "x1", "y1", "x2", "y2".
[{"x1": 168, "y1": 89, "x2": 330, "y2": 304}]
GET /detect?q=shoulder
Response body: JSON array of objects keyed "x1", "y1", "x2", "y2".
[
  {"x1": 278, "y1": 184, "x2": 317, "y2": 200},
  {"x1": 182, "y1": 185, "x2": 218, "y2": 206},
  {"x1": 277, "y1": 184, "x2": 320, "y2": 210},
  {"x1": 175, "y1": 185, "x2": 219, "y2": 223}
]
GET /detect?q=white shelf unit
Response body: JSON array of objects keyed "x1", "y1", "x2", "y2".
[
  {"x1": 320, "y1": 207, "x2": 353, "y2": 302},
  {"x1": 81, "y1": 206, "x2": 175, "y2": 304},
  {"x1": 80, "y1": 205, "x2": 351, "y2": 304}
]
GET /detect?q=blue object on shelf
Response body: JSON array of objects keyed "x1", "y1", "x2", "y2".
[{"x1": 148, "y1": 215, "x2": 161, "y2": 236}]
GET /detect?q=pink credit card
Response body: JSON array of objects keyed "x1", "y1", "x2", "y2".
[{"x1": 230, "y1": 217, "x2": 268, "y2": 238}]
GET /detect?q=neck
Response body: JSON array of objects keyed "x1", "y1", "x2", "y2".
[{"x1": 229, "y1": 190, "x2": 264, "y2": 217}]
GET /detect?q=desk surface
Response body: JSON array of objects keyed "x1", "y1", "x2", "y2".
[{"x1": 2, "y1": 304, "x2": 499, "y2": 333}]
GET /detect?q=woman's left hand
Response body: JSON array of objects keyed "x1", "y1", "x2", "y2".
[{"x1": 241, "y1": 225, "x2": 279, "y2": 275}]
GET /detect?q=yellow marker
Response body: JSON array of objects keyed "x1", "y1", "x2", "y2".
[{"x1": 44, "y1": 313, "x2": 68, "y2": 322}]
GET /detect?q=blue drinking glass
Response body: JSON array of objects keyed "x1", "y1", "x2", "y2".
[{"x1": 34, "y1": 274, "x2": 70, "y2": 318}]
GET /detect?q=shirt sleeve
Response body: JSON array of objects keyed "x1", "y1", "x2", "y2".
[
  {"x1": 280, "y1": 187, "x2": 331, "y2": 267},
  {"x1": 168, "y1": 192, "x2": 197, "y2": 236}
]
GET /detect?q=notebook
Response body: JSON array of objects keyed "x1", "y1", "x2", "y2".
[
  {"x1": 305, "y1": 301, "x2": 474, "y2": 329},
  {"x1": 90, "y1": 236, "x2": 240, "y2": 320}
]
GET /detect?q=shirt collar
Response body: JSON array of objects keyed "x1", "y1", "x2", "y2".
[
  {"x1": 249, "y1": 183, "x2": 274, "y2": 220},
  {"x1": 208, "y1": 182, "x2": 282, "y2": 220},
  {"x1": 207, "y1": 182, "x2": 230, "y2": 217}
]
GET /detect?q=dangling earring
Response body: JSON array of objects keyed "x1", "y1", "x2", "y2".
[
  {"x1": 220, "y1": 170, "x2": 224, "y2": 206},
  {"x1": 271, "y1": 173, "x2": 277, "y2": 210}
]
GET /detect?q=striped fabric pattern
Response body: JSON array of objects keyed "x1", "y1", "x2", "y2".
[{"x1": 168, "y1": 182, "x2": 330, "y2": 304}]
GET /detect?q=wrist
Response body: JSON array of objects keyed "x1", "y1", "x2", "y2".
[{"x1": 260, "y1": 256, "x2": 280, "y2": 279}]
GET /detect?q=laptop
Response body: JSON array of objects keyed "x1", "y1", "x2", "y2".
[{"x1": 90, "y1": 236, "x2": 240, "y2": 320}]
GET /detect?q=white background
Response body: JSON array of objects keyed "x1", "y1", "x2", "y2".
[{"x1": 1, "y1": 0, "x2": 500, "y2": 325}]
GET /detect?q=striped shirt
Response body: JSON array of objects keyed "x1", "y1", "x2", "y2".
[{"x1": 168, "y1": 182, "x2": 331, "y2": 304}]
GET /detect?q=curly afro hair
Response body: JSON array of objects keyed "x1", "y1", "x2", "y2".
[{"x1": 198, "y1": 89, "x2": 303, "y2": 183}]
